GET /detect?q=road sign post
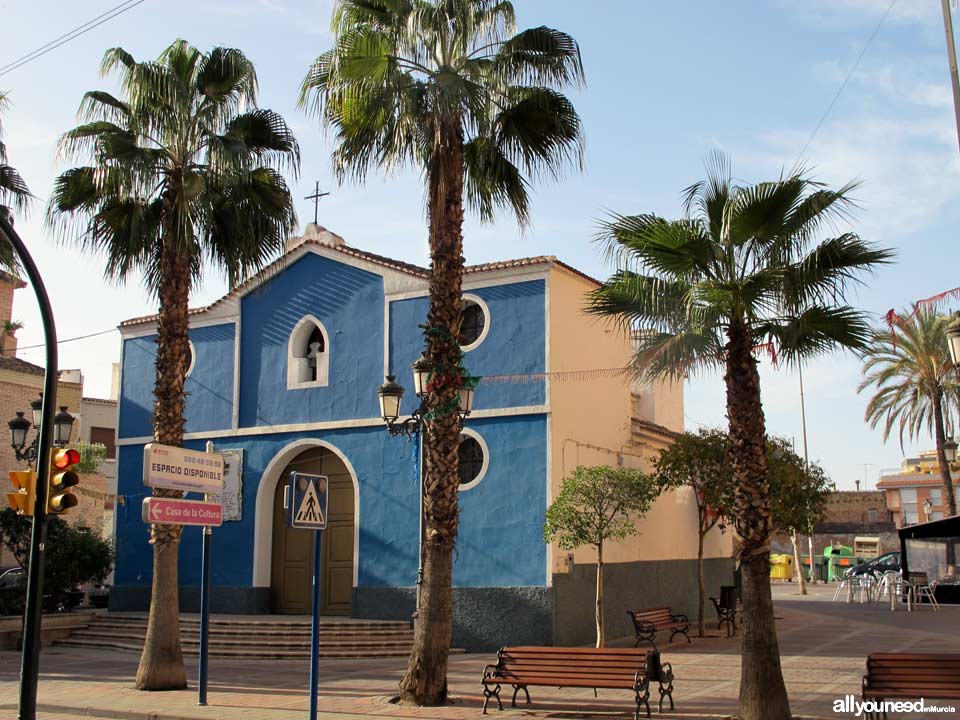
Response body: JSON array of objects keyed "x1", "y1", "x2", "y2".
[
  {"x1": 198, "y1": 441, "x2": 218, "y2": 707},
  {"x1": 286, "y1": 472, "x2": 328, "y2": 720}
]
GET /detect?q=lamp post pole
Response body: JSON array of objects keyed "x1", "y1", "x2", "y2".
[
  {"x1": 0, "y1": 212, "x2": 60, "y2": 720},
  {"x1": 377, "y1": 359, "x2": 474, "y2": 628}
]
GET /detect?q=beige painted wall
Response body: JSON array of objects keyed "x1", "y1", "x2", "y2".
[{"x1": 546, "y1": 265, "x2": 731, "y2": 576}]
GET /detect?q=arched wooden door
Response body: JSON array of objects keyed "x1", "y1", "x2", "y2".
[{"x1": 270, "y1": 447, "x2": 355, "y2": 615}]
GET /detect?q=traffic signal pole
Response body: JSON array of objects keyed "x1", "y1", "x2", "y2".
[{"x1": 0, "y1": 213, "x2": 59, "y2": 720}]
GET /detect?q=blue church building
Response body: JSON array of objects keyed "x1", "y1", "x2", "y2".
[{"x1": 113, "y1": 225, "x2": 732, "y2": 649}]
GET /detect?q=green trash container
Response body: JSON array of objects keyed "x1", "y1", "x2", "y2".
[
  {"x1": 814, "y1": 555, "x2": 829, "y2": 582},
  {"x1": 823, "y1": 544, "x2": 856, "y2": 582}
]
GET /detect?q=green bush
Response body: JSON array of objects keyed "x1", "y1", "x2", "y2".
[{"x1": 0, "y1": 508, "x2": 114, "y2": 614}]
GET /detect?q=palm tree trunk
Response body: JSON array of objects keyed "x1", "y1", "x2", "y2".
[
  {"x1": 596, "y1": 542, "x2": 604, "y2": 648},
  {"x1": 725, "y1": 318, "x2": 791, "y2": 720},
  {"x1": 932, "y1": 391, "x2": 957, "y2": 517},
  {"x1": 790, "y1": 529, "x2": 807, "y2": 595},
  {"x1": 399, "y1": 121, "x2": 465, "y2": 706},
  {"x1": 135, "y1": 243, "x2": 190, "y2": 691},
  {"x1": 697, "y1": 527, "x2": 705, "y2": 638}
]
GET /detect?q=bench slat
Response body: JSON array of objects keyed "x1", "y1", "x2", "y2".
[
  {"x1": 485, "y1": 675, "x2": 637, "y2": 689},
  {"x1": 863, "y1": 652, "x2": 960, "y2": 704}
]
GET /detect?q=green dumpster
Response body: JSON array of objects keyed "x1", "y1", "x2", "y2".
[
  {"x1": 814, "y1": 554, "x2": 829, "y2": 582},
  {"x1": 823, "y1": 544, "x2": 856, "y2": 582}
]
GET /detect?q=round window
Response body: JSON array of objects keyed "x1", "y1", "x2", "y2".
[
  {"x1": 457, "y1": 430, "x2": 488, "y2": 491},
  {"x1": 460, "y1": 300, "x2": 485, "y2": 347},
  {"x1": 458, "y1": 436, "x2": 483, "y2": 486}
]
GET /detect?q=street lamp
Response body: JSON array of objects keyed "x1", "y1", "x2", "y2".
[
  {"x1": 948, "y1": 316, "x2": 960, "y2": 367},
  {"x1": 376, "y1": 357, "x2": 476, "y2": 627},
  {"x1": 8, "y1": 397, "x2": 75, "y2": 463},
  {"x1": 53, "y1": 406, "x2": 75, "y2": 446},
  {"x1": 944, "y1": 437, "x2": 958, "y2": 464}
]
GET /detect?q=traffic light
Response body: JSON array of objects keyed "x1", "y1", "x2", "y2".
[
  {"x1": 48, "y1": 447, "x2": 80, "y2": 515},
  {"x1": 7, "y1": 469, "x2": 37, "y2": 516}
]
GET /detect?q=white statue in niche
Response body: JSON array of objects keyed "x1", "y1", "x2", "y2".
[{"x1": 307, "y1": 340, "x2": 323, "y2": 382}]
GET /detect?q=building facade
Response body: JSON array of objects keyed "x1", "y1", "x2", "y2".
[
  {"x1": 878, "y1": 452, "x2": 960, "y2": 527},
  {"x1": 113, "y1": 227, "x2": 732, "y2": 648}
]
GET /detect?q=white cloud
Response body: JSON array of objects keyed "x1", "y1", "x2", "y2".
[
  {"x1": 741, "y1": 113, "x2": 960, "y2": 245},
  {"x1": 805, "y1": 0, "x2": 941, "y2": 25},
  {"x1": 815, "y1": 58, "x2": 953, "y2": 109}
]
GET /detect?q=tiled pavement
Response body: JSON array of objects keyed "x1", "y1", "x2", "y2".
[{"x1": 0, "y1": 584, "x2": 956, "y2": 720}]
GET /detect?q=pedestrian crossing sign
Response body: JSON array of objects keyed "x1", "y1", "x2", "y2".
[{"x1": 286, "y1": 472, "x2": 328, "y2": 530}]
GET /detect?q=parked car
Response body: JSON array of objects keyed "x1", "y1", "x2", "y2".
[
  {"x1": 844, "y1": 551, "x2": 901, "y2": 579},
  {"x1": 0, "y1": 566, "x2": 25, "y2": 615},
  {"x1": 89, "y1": 583, "x2": 110, "y2": 609}
]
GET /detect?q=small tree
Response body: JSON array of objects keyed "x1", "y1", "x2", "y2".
[
  {"x1": 543, "y1": 465, "x2": 658, "y2": 647},
  {"x1": 0, "y1": 509, "x2": 114, "y2": 611},
  {"x1": 654, "y1": 429, "x2": 735, "y2": 637},
  {"x1": 767, "y1": 438, "x2": 832, "y2": 594}
]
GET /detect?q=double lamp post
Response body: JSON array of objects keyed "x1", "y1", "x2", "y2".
[
  {"x1": 8, "y1": 394, "x2": 76, "y2": 464},
  {"x1": 376, "y1": 354, "x2": 474, "y2": 624}
]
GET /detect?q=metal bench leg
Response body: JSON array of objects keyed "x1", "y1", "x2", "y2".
[
  {"x1": 482, "y1": 683, "x2": 502, "y2": 714},
  {"x1": 669, "y1": 628, "x2": 691, "y2": 644},
  {"x1": 510, "y1": 685, "x2": 530, "y2": 707},
  {"x1": 637, "y1": 631, "x2": 657, "y2": 649},
  {"x1": 635, "y1": 685, "x2": 651, "y2": 720},
  {"x1": 658, "y1": 680, "x2": 674, "y2": 712}
]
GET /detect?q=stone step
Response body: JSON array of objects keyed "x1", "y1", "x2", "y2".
[
  {"x1": 86, "y1": 622, "x2": 413, "y2": 640},
  {"x1": 66, "y1": 630, "x2": 413, "y2": 650},
  {"x1": 102, "y1": 613, "x2": 409, "y2": 630},
  {"x1": 55, "y1": 638, "x2": 414, "y2": 659},
  {"x1": 54, "y1": 613, "x2": 429, "y2": 659}
]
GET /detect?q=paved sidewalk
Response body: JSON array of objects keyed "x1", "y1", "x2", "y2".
[{"x1": 1, "y1": 584, "x2": 956, "y2": 720}]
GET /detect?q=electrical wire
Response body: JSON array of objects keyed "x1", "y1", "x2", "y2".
[
  {"x1": 0, "y1": 0, "x2": 149, "y2": 79},
  {"x1": 794, "y1": 0, "x2": 896, "y2": 165},
  {"x1": 4, "y1": 327, "x2": 117, "y2": 354}
]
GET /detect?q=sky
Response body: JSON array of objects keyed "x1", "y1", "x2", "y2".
[{"x1": 0, "y1": 0, "x2": 957, "y2": 491}]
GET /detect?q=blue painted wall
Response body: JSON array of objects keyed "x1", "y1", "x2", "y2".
[
  {"x1": 117, "y1": 323, "x2": 235, "y2": 439},
  {"x1": 238, "y1": 253, "x2": 385, "y2": 427},
  {"x1": 114, "y1": 414, "x2": 547, "y2": 591},
  {"x1": 388, "y1": 280, "x2": 546, "y2": 410}
]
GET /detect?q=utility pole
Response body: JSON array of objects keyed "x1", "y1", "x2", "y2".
[
  {"x1": 942, "y1": 0, "x2": 960, "y2": 152},
  {"x1": 794, "y1": 365, "x2": 811, "y2": 591}
]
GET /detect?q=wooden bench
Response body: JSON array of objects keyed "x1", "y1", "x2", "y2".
[
  {"x1": 481, "y1": 646, "x2": 674, "y2": 720},
  {"x1": 861, "y1": 653, "x2": 960, "y2": 719},
  {"x1": 626, "y1": 607, "x2": 690, "y2": 648}
]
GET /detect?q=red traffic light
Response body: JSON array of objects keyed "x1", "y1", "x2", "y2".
[{"x1": 52, "y1": 448, "x2": 81, "y2": 469}]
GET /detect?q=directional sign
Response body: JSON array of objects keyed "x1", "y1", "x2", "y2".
[
  {"x1": 143, "y1": 443, "x2": 225, "y2": 494},
  {"x1": 287, "y1": 472, "x2": 328, "y2": 530},
  {"x1": 142, "y1": 497, "x2": 223, "y2": 527}
]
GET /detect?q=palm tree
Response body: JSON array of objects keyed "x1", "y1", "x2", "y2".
[
  {"x1": 1, "y1": 319, "x2": 23, "y2": 354},
  {"x1": 587, "y1": 152, "x2": 893, "y2": 720},
  {"x1": 0, "y1": 91, "x2": 32, "y2": 271},
  {"x1": 0, "y1": 92, "x2": 31, "y2": 216},
  {"x1": 48, "y1": 40, "x2": 299, "y2": 690},
  {"x1": 300, "y1": 0, "x2": 584, "y2": 704},
  {"x1": 859, "y1": 307, "x2": 958, "y2": 518}
]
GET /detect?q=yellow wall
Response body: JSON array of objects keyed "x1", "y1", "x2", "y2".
[{"x1": 546, "y1": 265, "x2": 731, "y2": 577}]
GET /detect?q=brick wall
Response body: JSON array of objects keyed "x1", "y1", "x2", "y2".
[{"x1": 821, "y1": 490, "x2": 892, "y2": 524}]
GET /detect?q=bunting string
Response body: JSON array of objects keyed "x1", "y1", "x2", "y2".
[{"x1": 478, "y1": 367, "x2": 631, "y2": 384}]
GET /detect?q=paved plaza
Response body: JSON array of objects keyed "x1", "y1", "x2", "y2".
[{"x1": 0, "y1": 584, "x2": 956, "y2": 720}]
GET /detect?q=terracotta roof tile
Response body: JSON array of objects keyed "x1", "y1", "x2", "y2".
[
  {"x1": 120, "y1": 238, "x2": 600, "y2": 328},
  {"x1": 0, "y1": 355, "x2": 45, "y2": 375}
]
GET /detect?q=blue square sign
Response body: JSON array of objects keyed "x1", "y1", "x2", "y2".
[{"x1": 286, "y1": 472, "x2": 328, "y2": 530}]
